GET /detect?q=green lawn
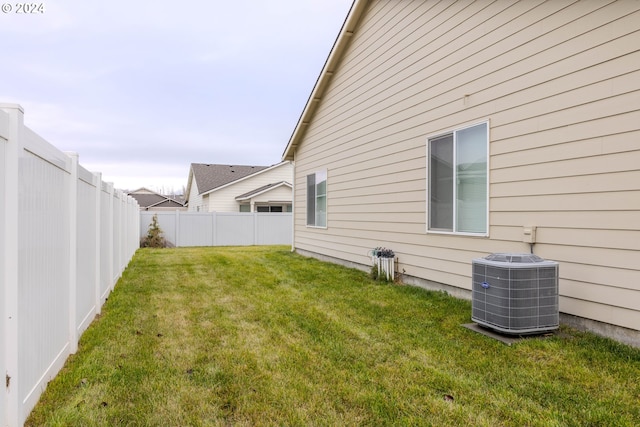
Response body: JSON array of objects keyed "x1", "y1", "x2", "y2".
[{"x1": 26, "y1": 246, "x2": 640, "y2": 426}]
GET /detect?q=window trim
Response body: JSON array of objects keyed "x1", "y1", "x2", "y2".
[
  {"x1": 426, "y1": 120, "x2": 489, "y2": 237},
  {"x1": 306, "y1": 169, "x2": 327, "y2": 229}
]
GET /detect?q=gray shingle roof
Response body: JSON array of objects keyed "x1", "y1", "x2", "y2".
[
  {"x1": 191, "y1": 163, "x2": 269, "y2": 195},
  {"x1": 128, "y1": 193, "x2": 167, "y2": 208},
  {"x1": 128, "y1": 189, "x2": 185, "y2": 208}
]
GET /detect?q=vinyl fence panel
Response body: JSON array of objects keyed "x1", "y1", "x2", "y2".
[
  {"x1": 112, "y1": 191, "x2": 122, "y2": 282},
  {"x1": 145, "y1": 211, "x2": 178, "y2": 244},
  {"x1": 177, "y1": 212, "x2": 214, "y2": 247},
  {"x1": 76, "y1": 167, "x2": 99, "y2": 336},
  {"x1": 0, "y1": 108, "x2": 8, "y2": 427},
  {"x1": 100, "y1": 182, "x2": 113, "y2": 303},
  {"x1": 19, "y1": 142, "x2": 72, "y2": 418},
  {"x1": 140, "y1": 211, "x2": 292, "y2": 247},
  {"x1": 256, "y1": 213, "x2": 293, "y2": 245},
  {"x1": 216, "y1": 213, "x2": 256, "y2": 246},
  {"x1": 0, "y1": 104, "x2": 140, "y2": 426}
]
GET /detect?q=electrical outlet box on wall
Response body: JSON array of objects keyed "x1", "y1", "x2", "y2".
[{"x1": 523, "y1": 226, "x2": 537, "y2": 244}]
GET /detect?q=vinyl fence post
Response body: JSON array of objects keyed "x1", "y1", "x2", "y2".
[
  {"x1": 212, "y1": 211, "x2": 217, "y2": 246},
  {"x1": 1, "y1": 104, "x2": 23, "y2": 426},
  {"x1": 253, "y1": 212, "x2": 258, "y2": 245},
  {"x1": 66, "y1": 152, "x2": 79, "y2": 354},
  {"x1": 175, "y1": 209, "x2": 180, "y2": 247}
]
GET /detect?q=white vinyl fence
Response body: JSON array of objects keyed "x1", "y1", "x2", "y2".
[
  {"x1": 0, "y1": 104, "x2": 140, "y2": 427},
  {"x1": 140, "y1": 211, "x2": 292, "y2": 247}
]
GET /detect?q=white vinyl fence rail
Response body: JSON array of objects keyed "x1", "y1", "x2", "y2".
[
  {"x1": 140, "y1": 211, "x2": 292, "y2": 247},
  {"x1": 0, "y1": 104, "x2": 140, "y2": 427}
]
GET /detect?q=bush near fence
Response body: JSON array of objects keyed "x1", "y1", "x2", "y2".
[{"x1": 0, "y1": 104, "x2": 140, "y2": 426}]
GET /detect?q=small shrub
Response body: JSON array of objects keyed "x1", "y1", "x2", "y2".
[
  {"x1": 369, "y1": 264, "x2": 379, "y2": 280},
  {"x1": 141, "y1": 214, "x2": 169, "y2": 248}
]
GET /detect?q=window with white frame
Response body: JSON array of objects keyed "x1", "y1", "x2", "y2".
[
  {"x1": 306, "y1": 170, "x2": 327, "y2": 227},
  {"x1": 428, "y1": 122, "x2": 488, "y2": 234}
]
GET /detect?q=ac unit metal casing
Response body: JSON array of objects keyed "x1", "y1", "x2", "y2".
[{"x1": 472, "y1": 253, "x2": 559, "y2": 335}]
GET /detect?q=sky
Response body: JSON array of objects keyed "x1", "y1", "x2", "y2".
[{"x1": 0, "y1": 0, "x2": 353, "y2": 193}]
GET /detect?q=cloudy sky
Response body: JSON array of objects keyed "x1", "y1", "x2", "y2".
[{"x1": 0, "y1": 0, "x2": 353, "y2": 192}]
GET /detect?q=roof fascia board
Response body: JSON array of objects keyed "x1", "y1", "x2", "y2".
[
  {"x1": 282, "y1": 0, "x2": 367, "y2": 161},
  {"x1": 236, "y1": 181, "x2": 293, "y2": 201},
  {"x1": 184, "y1": 167, "x2": 195, "y2": 203},
  {"x1": 147, "y1": 198, "x2": 171, "y2": 208}
]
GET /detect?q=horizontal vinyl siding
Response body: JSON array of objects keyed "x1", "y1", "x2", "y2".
[
  {"x1": 251, "y1": 186, "x2": 291, "y2": 204},
  {"x1": 207, "y1": 163, "x2": 292, "y2": 212},
  {"x1": 293, "y1": 0, "x2": 640, "y2": 332},
  {"x1": 187, "y1": 178, "x2": 203, "y2": 212}
]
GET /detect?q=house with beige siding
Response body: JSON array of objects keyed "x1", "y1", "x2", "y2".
[
  {"x1": 185, "y1": 161, "x2": 293, "y2": 213},
  {"x1": 282, "y1": 0, "x2": 640, "y2": 347}
]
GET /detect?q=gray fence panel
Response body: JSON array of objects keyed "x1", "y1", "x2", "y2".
[
  {"x1": 0, "y1": 110, "x2": 7, "y2": 426},
  {"x1": 19, "y1": 150, "x2": 72, "y2": 419},
  {"x1": 76, "y1": 174, "x2": 98, "y2": 335},
  {"x1": 256, "y1": 213, "x2": 292, "y2": 245},
  {"x1": 140, "y1": 212, "x2": 292, "y2": 247},
  {"x1": 146, "y1": 211, "x2": 178, "y2": 245},
  {"x1": 177, "y1": 212, "x2": 214, "y2": 247},
  {"x1": 99, "y1": 183, "x2": 112, "y2": 300},
  {"x1": 216, "y1": 213, "x2": 255, "y2": 246}
]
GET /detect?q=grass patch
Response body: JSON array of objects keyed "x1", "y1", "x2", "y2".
[{"x1": 26, "y1": 246, "x2": 640, "y2": 426}]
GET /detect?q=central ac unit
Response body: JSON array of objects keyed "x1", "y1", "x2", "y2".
[{"x1": 472, "y1": 253, "x2": 559, "y2": 335}]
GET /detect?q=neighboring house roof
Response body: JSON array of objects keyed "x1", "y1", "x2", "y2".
[
  {"x1": 171, "y1": 194, "x2": 186, "y2": 205},
  {"x1": 190, "y1": 164, "x2": 269, "y2": 195},
  {"x1": 235, "y1": 181, "x2": 292, "y2": 201},
  {"x1": 127, "y1": 188, "x2": 185, "y2": 209},
  {"x1": 185, "y1": 161, "x2": 292, "y2": 205},
  {"x1": 282, "y1": 0, "x2": 363, "y2": 161},
  {"x1": 129, "y1": 193, "x2": 166, "y2": 207},
  {"x1": 146, "y1": 199, "x2": 185, "y2": 209}
]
